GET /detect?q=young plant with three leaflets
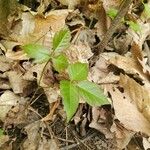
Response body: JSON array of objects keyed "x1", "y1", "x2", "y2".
[{"x1": 22, "y1": 27, "x2": 109, "y2": 122}]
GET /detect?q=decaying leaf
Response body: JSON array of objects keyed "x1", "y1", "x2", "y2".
[
  {"x1": 111, "y1": 122, "x2": 135, "y2": 149},
  {"x1": 7, "y1": 71, "x2": 28, "y2": 94},
  {"x1": 65, "y1": 43, "x2": 93, "y2": 63},
  {"x1": 119, "y1": 74, "x2": 150, "y2": 122},
  {"x1": 0, "y1": 55, "x2": 11, "y2": 72},
  {"x1": 22, "y1": 121, "x2": 59, "y2": 150},
  {"x1": 89, "y1": 107, "x2": 113, "y2": 139},
  {"x1": 102, "y1": 52, "x2": 149, "y2": 81},
  {"x1": 107, "y1": 84, "x2": 150, "y2": 136},
  {"x1": 0, "y1": 91, "x2": 19, "y2": 121},
  {"x1": 143, "y1": 137, "x2": 150, "y2": 150}
]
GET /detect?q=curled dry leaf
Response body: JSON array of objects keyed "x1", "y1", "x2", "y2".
[
  {"x1": 102, "y1": 52, "x2": 149, "y2": 81},
  {"x1": 0, "y1": 91, "x2": 19, "y2": 121},
  {"x1": 106, "y1": 83, "x2": 150, "y2": 136}
]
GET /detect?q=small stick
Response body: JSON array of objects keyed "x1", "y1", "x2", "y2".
[{"x1": 93, "y1": 0, "x2": 133, "y2": 57}]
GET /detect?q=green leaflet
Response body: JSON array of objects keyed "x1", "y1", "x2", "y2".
[
  {"x1": 143, "y1": 3, "x2": 150, "y2": 18},
  {"x1": 77, "y1": 81, "x2": 109, "y2": 106},
  {"x1": 67, "y1": 62, "x2": 88, "y2": 81},
  {"x1": 0, "y1": 129, "x2": 4, "y2": 136},
  {"x1": 107, "y1": 8, "x2": 118, "y2": 19},
  {"x1": 22, "y1": 44, "x2": 50, "y2": 63},
  {"x1": 52, "y1": 54, "x2": 68, "y2": 72},
  {"x1": 53, "y1": 28, "x2": 71, "y2": 51},
  {"x1": 60, "y1": 80, "x2": 79, "y2": 122},
  {"x1": 126, "y1": 21, "x2": 141, "y2": 32}
]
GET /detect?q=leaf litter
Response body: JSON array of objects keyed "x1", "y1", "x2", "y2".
[{"x1": 0, "y1": 0, "x2": 150, "y2": 150}]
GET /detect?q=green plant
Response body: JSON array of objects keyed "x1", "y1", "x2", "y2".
[
  {"x1": 142, "y1": 1, "x2": 150, "y2": 18},
  {"x1": 107, "y1": 8, "x2": 141, "y2": 32},
  {"x1": 0, "y1": 129, "x2": 4, "y2": 136},
  {"x1": 22, "y1": 27, "x2": 109, "y2": 122}
]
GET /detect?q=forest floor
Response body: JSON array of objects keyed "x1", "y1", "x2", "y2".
[{"x1": 0, "y1": 0, "x2": 150, "y2": 150}]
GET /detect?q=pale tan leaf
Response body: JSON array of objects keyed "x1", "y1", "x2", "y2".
[
  {"x1": 110, "y1": 122, "x2": 135, "y2": 149},
  {"x1": 102, "y1": 52, "x2": 148, "y2": 81},
  {"x1": 143, "y1": 137, "x2": 150, "y2": 150},
  {"x1": 7, "y1": 71, "x2": 28, "y2": 94},
  {"x1": 107, "y1": 85, "x2": 150, "y2": 136},
  {"x1": 0, "y1": 91, "x2": 19, "y2": 121},
  {"x1": 120, "y1": 74, "x2": 150, "y2": 122}
]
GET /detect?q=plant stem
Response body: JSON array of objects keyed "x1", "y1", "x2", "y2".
[{"x1": 93, "y1": 0, "x2": 133, "y2": 56}]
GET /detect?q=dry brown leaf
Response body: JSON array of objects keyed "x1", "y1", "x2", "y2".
[
  {"x1": 58, "y1": 0, "x2": 81, "y2": 9},
  {"x1": 89, "y1": 107, "x2": 114, "y2": 139},
  {"x1": 127, "y1": 22, "x2": 150, "y2": 48},
  {"x1": 101, "y1": 0, "x2": 121, "y2": 12},
  {"x1": 120, "y1": 74, "x2": 150, "y2": 122},
  {"x1": 111, "y1": 122, "x2": 135, "y2": 149},
  {"x1": 0, "y1": 55, "x2": 11, "y2": 72},
  {"x1": 143, "y1": 137, "x2": 150, "y2": 150},
  {"x1": 102, "y1": 52, "x2": 148, "y2": 81},
  {"x1": 24, "y1": 62, "x2": 54, "y2": 87},
  {"x1": 22, "y1": 121, "x2": 41, "y2": 150},
  {"x1": 0, "y1": 79, "x2": 11, "y2": 90},
  {"x1": 89, "y1": 56, "x2": 120, "y2": 84},
  {"x1": 65, "y1": 43, "x2": 93, "y2": 63},
  {"x1": 7, "y1": 71, "x2": 28, "y2": 94},
  {"x1": 106, "y1": 85, "x2": 150, "y2": 136},
  {"x1": 43, "y1": 86, "x2": 60, "y2": 104},
  {"x1": 22, "y1": 121, "x2": 59, "y2": 150},
  {"x1": 0, "y1": 134, "x2": 9, "y2": 147},
  {"x1": 0, "y1": 91, "x2": 19, "y2": 121}
]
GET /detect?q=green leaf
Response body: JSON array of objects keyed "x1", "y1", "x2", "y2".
[
  {"x1": 77, "y1": 81, "x2": 109, "y2": 106},
  {"x1": 107, "y1": 8, "x2": 118, "y2": 19},
  {"x1": 143, "y1": 3, "x2": 150, "y2": 18},
  {"x1": 22, "y1": 44, "x2": 50, "y2": 63},
  {"x1": 68, "y1": 62, "x2": 88, "y2": 81},
  {"x1": 52, "y1": 54, "x2": 68, "y2": 72},
  {"x1": 0, "y1": 129, "x2": 4, "y2": 136},
  {"x1": 53, "y1": 28, "x2": 71, "y2": 51},
  {"x1": 60, "y1": 80, "x2": 79, "y2": 122},
  {"x1": 126, "y1": 21, "x2": 141, "y2": 32}
]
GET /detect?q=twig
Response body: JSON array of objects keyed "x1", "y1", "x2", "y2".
[{"x1": 91, "y1": 0, "x2": 133, "y2": 63}]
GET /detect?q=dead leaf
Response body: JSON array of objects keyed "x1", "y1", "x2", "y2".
[
  {"x1": 111, "y1": 122, "x2": 135, "y2": 149},
  {"x1": 107, "y1": 85, "x2": 150, "y2": 136},
  {"x1": 0, "y1": 134, "x2": 9, "y2": 147},
  {"x1": 102, "y1": 52, "x2": 149, "y2": 81},
  {"x1": 58, "y1": 0, "x2": 81, "y2": 9},
  {"x1": 0, "y1": 90, "x2": 19, "y2": 121},
  {"x1": 7, "y1": 71, "x2": 28, "y2": 94},
  {"x1": 120, "y1": 74, "x2": 150, "y2": 122},
  {"x1": 143, "y1": 137, "x2": 150, "y2": 150},
  {"x1": 89, "y1": 56, "x2": 110, "y2": 83},
  {"x1": 65, "y1": 43, "x2": 93, "y2": 63},
  {"x1": 0, "y1": 55, "x2": 11, "y2": 72},
  {"x1": 89, "y1": 107, "x2": 114, "y2": 139}
]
